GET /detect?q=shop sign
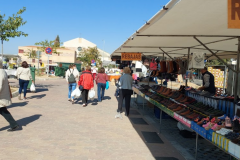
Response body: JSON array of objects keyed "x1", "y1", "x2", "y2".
[
  {"x1": 228, "y1": 0, "x2": 240, "y2": 29},
  {"x1": 121, "y1": 53, "x2": 142, "y2": 61}
]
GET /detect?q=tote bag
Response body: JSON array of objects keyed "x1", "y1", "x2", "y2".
[{"x1": 150, "y1": 58, "x2": 157, "y2": 70}]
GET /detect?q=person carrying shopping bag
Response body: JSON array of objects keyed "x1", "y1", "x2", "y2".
[
  {"x1": 78, "y1": 66, "x2": 94, "y2": 107},
  {"x1": 95, "y1": 67, "x2": 109, "y2": 102},
  {"x1": 66, "y1": 64, "x2": 79, "y2": 104},
  {"x1": 16, "y1": 61, "x2": 33, "y2": 100}
]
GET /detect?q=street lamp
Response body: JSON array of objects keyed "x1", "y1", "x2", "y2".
[
  {"x1": 102, "y1": 40, "x2": 105, "y2": 66},
  {"x1": 0, "y1": 32, "x2": 3, "y2": 60}
]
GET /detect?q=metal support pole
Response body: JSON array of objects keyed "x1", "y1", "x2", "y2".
[
  {"x1": 194, "y1": 36, "x2": 237, "y2": 73},
  {"x1": 37, "y1": 51, "x2": 40, "y2": 76},
  {"x1": 185, "y1": 48, "x2": 190, "y2": 87},
  {"x1": 234, "y1": 38, "x2": 240, "y2": 103},
  {"x1": 161, "y1": 53, "x2": 164, "y2": 85},
  {"x1": 159, "y1": 109, "x2": 162, "y2": 133},
  {"x1": 143, "y1": 98, "x2": 145, "y2": 110},
  {"x1": 195, "y1": 133, "x2": 199, "y2": 160},
  {"x1": 1, "y1": 39, "x2": 3, "y2": 60},
  {"x1": 47, "y1": 55, "x2": 49, "y2": 77}
]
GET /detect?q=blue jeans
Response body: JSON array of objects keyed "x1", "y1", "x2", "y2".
[
  {"x1": 19, "y1": 79, "x2": 29, "y2": 98},
  {"x1": 97, "y1": 83, "x2": 106, "y2": 101},
  {"x1": 68, "y1": 83, "x2": 77, "y2": 99}
]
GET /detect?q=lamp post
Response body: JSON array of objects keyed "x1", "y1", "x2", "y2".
[
  {"x1": 102, "y1": 40, "x2": 105, "y2": 66},
  {"x1": 0, "y1": 32, "x2": 3, "y2": 60}
]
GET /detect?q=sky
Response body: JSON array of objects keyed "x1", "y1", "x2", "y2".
[{"x1": 0, "y1": 0, "x2": 170, "y2": 55}]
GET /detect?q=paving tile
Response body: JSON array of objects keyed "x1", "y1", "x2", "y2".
[{"x1": 0, "y1": 79, "x2": 186, "y2": 160}]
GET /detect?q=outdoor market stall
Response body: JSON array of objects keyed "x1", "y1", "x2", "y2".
[{"x1": 111, "y1": 0, "x2": 240, "y2": 159}]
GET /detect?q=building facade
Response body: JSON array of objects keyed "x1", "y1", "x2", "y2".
[
  {"x1": 18, "y1": 46, "x2": 76, "y2": 67},
  {"x1": 63, "y1": 38, "x2": 111, "y2": 61},
  {"x1": 18, "y1": 38, "x2": 111, "y2": 67}
]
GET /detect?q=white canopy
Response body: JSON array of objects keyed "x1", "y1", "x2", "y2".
[{"x1": 111, "y1": 0, "x2": 240, "y2": 60}]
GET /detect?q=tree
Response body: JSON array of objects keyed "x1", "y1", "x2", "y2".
[
  {"x1": 35, "y1": 39, "x2": 64, "y2": 55},
  {"x1": 0, "y1": 7, "x2": 28, "y2": 58},
  {"x1": 54, "y1": 35, "x2": 60, "y2": 47},
  {"x1": 24, "y1": 48, "x2": 37, "y2": 64},
  {"x1": 25, "y1": 48, "x2": 37, "y2": 59},
  {"x1": 205, "y1": 59, "x2": 231, "y2": 66},
  {"x1": 35, "y1": 40, "x2": 58, "y2": 54},
  {"x1": 77, "y1": 47, "x2": 102, "y2": 67}
]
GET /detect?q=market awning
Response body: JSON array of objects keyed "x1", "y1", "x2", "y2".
[{"x1": 111, "y1": 0, "x2": 240, "y2": 60}]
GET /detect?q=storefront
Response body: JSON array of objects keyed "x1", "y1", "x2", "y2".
[{"x1": 111, "y1": 0, "x2": 240, "y2": 159}]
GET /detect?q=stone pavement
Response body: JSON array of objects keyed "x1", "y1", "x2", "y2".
[{"x1": 1, "y1": 79, "x2": 185, "y2": 160}]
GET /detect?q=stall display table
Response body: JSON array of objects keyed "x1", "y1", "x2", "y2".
[
  {"x1": 132, "y1": 86, "x2": 240, "y2": 160},
  {"x1": 107, "y1": 74, "x2": 121, "y2": 81}
]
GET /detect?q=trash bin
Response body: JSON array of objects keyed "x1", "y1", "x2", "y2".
[{"x1": 27, "y1": 67, "x2": 36, "y2": 90}]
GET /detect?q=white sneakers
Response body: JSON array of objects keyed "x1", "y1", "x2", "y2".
[
  {"x1": 18, "y1": 94, "x2": 21, "y2": 100},
  {"x1": 115, "y1": 112, "x2": 122, "y2": 119}
]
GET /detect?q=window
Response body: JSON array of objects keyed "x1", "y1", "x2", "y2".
[
  {"x1": 49, "y1": 60, "x2": 52, "y2": 64},
  {"x1": 19, "y1": 49, "x2": 24, "y2": 53},
  {"x1": 32, "y1": 59, "x2": 35, "y2": 63}
]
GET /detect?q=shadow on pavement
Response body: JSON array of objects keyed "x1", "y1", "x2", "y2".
[
  {"x1": 0, "y1": 114, "x2": 42, "y2": 131},
  {"x1": 35, "y1": 88, "x2": 49, "y2": 93},
  {"x1": 103, "y1": 96, "x2": 111, "y2": 100},
  {"x1": 35, "y1": 84, "x2": 59, "y2": 88},
  {"x1": 8, "y1": 102, "x2": 28, "y2": 109},
  {"x1": 28, "y1": 94, "x2": 46, "y2": 99}
]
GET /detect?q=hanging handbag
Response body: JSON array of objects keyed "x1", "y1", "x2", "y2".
[
  {"x1": 150, "y1": 58, "x2": 157, "y2": 70},
  {"x1": 143, "y1": 58, "x2": 149, "y2": 66}
]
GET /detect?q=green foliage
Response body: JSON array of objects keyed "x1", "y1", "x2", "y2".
[
  {"x1": 0, "y1": 7, "x2": 28, "y2": 41},
  {"x1": 77, "y1": 47, "x2": 102, "y2": 67},
  {"x1": 54, "y1": 35, "x2": 60, "y2": 47},
  {"x1": 104, "y1": 64, "x2": 115, "y2": 69},
  {"x1": 35, "y1": 38, "x2": 64, "y2": 55},
  {"x1": 24, "y1": 48, "x2": 37, "y2": 59},
  {"x1": 35, "y1": 40, "x2": 58, "y2": 54},
  {"x1": 205, "y1": 59, "x2": 231, "y2": 66}
]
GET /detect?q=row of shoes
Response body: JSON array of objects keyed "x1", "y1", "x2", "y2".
[
  {"x1": 150, "y1": 85, "x2": 225, "y2": 117},
  {"x1": 225, "y1": 132, "x2": 240, "y2": 144},
  {"x1": 188, "y1": 103, "x2": 225, "y2": 117},
  {"x1": 186, "y1": 87, "x2": 240, "y2": 101}
]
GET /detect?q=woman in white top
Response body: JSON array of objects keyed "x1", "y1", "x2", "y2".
[
  {"x1": 16, "y1": 61, "x2": 33, "y2": 100},
  {"x1": 65, "y1": 64, "x2": 79, "y2": 104}
]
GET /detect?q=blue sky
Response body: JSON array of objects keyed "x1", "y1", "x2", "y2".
[{"x1": 1, "y1": 0, "x2": 169, "y2": 55}]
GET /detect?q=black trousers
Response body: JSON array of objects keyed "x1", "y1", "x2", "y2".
[
  {"x1": 82, "y1": 89, "x2": 89, "y2": 104},
  {"x1": 0, "y1": 107, "x2": 18, "y2": 128},
  {"x1": 117, "y1": 89, "x2": 132, "y2": 115}
]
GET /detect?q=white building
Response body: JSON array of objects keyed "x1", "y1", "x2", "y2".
[{"x1": 63, "y1": 38, "x2": 111, "y2": 61}]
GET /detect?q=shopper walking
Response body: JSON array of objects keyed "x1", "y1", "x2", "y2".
[
  {"x1": 78, "y1": 66, "x2": 94, "y2": 107},
  {"x1": 16, "y1": 61, "x2": 33, "y2": 100},
  {"x1": 95, "y1": 67, "x2": 108, "y2": 102},
  {"x1": 91, "y1": 66, "x2": 97, "y2": 80},
  {"x1": 0, "y1": 60, "x2": 19, "y2": 131},
  {"x1": 65, "y1": 64, "x2": 79, "y2": 104},
  {"x1": 115, "y1": 67, "x2": 133, "y2": 118}
]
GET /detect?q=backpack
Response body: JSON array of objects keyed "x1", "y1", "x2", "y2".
[{"x1": 68, "y1": 69, "x2": 76, "y2": 83}]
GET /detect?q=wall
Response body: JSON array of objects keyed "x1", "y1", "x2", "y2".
[{"x1": 18, "y1": 46, "x2": 76, "y2": 67}]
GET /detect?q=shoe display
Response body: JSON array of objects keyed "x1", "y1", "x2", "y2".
[{"x1": 133, "y1": 83, "x2": 240, "y2": 152}]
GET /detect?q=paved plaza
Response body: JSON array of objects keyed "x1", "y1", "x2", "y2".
[{"x1": 0, "y1": 79, "x2": 185, "y2": 160}]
